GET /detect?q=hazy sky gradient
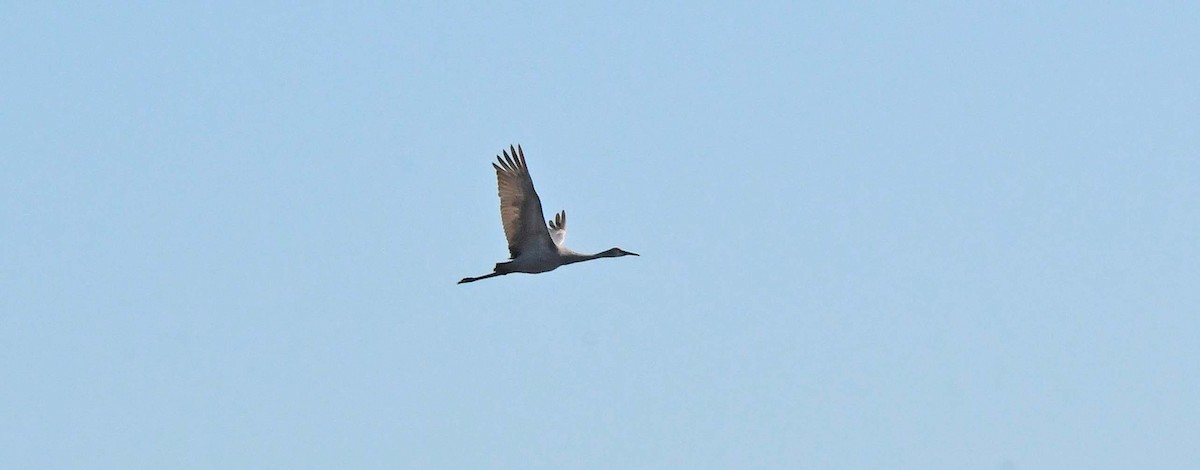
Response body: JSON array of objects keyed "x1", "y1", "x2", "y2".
[{"x1": 3, "y1": 2, "x2": 1198, "y2": 468}]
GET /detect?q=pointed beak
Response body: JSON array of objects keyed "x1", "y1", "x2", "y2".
[{"x1": 627, "y1": 251, "x2": 640, "y2": 256}]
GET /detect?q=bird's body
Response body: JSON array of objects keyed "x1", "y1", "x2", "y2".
[{"x1": 458, "y1": 145, "x2": 638, "y2": 284}]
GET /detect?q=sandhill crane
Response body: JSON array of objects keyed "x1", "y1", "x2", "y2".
[{"x1": 458, "y1": 144, "x2": 638, "y2": 284}]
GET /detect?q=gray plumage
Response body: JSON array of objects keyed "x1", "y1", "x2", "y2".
[{"x1": 459, "y1": 144, "x2": 638, "y2": 284}]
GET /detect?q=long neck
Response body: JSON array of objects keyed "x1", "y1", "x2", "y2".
[{"x1": 560, "y1": 250, "x2": 606, "y2": 265}]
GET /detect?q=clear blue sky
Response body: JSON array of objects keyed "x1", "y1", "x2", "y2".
[{"x1": 3, "y1": 2, "x2": 1197, "y2": 468}]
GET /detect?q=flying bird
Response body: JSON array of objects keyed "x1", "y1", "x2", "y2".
[{"x1": 458, "y1": 145, "x2": 638, "y2": 284}]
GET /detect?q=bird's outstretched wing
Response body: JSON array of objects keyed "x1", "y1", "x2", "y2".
[
  {"x1": 548, "y1": 210, "x2": 566, "y2": 247},
  {"x1": 493, "y1": 145, "x2": 556, "y2": 258}
]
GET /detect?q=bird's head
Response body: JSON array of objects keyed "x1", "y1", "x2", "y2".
[{"x1": 599, "y1": 247, "x2": 639, "y2": 258}]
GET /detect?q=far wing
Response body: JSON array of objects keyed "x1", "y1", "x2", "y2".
[{"x1": 547, "y1": 210, "x2": 566, "y2": 247}]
